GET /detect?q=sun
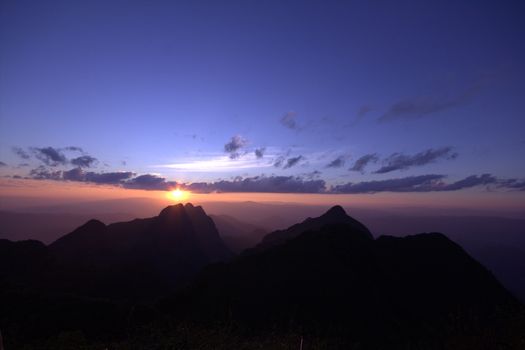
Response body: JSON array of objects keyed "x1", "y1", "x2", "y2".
[{"x1": 168, "y1": 188, "x2": 189, "y2": 201}]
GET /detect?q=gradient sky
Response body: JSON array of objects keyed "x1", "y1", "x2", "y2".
[{"x1": 1, "y1": 1, "x2": 524, "y2": 203}]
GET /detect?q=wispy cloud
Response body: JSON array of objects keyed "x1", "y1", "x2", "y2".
[
  {"x1": 284, "y1": 155, "x2": 304, "y2": 169},
  {"x1": 156, "y1": 153, "x2": 273, "y2": 172},
  {"x1": 326, "y1": 154, "x2": 350, "y2": 168},
  {"x1": 12, "y1": 147, "x2": 31, "y2": 160},
  {"x1": 349, "y1": 153, "x2": 379, "y2": 173},
  {"x1": 374, "y1": 147, "x2": 457, "y2": 174},
  {"x1": 379, "y1": 79, "x2": 486, "y2": 122},
  {"x1": 331, "y1": 173, "x2": 510, "y2": 193}
]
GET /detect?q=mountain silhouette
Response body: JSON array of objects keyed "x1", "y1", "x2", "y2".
[
  {"x1": 249, "y1": 204, "x2": 372, "y2": 252},
  {"x1": 165, "y1": 206, "x2": 519, "y2": 344},
  {"x1": 1, "y1": 204, "x2": 523, "y2": 348},
  {"x1": 1, "y1": 204, "x2": 232, "y2": 300}
]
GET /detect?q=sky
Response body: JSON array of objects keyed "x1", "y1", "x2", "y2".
[{"x1": 1, "y1": 0, "x2": 524, "y2": 210}]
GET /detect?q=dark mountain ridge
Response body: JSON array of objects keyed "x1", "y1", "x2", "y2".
[
  {"x1": 1, "y1": 203, "x2": 232, "y2": 299},
  {"x1": 1, "y1": 204, "x2": 523, "y2": 348},
  {"x1": 166, "y1": 207, "x2": 520, "y2": 345},
  {"x1": 249, "y1": 204, "x2": 372, "y2": 252}
]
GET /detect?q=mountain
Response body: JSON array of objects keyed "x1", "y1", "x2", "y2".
[
  {"x1": 250, "y1": 204, "x2": 372, "y2": 251},
  {"x1": 165, "y1": 206, "x2": 520, "y2": 346},
  {"x1": 1, "y1": 204, "x2": 232, "y2": 300},
  {"x1": 0, "y1": 210, "x2": 135, "y2": 244},
  {"x1": 1, "y1": 204, "x2": 523, "y2": 348},
  {"x1": 210, "y1": 214, "x2": 267, "y2": 253}
]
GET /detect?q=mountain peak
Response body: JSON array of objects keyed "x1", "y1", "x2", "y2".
[
  {"x1": 158, "y1": 203, "x2": 185, "y2": 217},
  {"x1": 80, "y1": 219, "x2": 106, "y2": 230},
  {"x1": 322, "y1": 205, "x2": 348, "y2": 218}
]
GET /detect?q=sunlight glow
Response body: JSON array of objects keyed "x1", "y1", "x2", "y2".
[{"x1": 167, "y1": 188, "x2": 190, "y2": 202}]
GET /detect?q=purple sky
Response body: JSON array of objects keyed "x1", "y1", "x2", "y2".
[{"x1": 1, "y1": 0, "x2": 524, "y2": 196}]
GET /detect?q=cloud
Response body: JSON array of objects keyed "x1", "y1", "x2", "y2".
[
  {"x1": 326, "y1": 155, "x2": 349, "y2": 168},
  {"x1": 349, "y1": 153, "x2": 379, "y2": 173},
  {"x1": 62, "y1": 167, "x2": 85, "y2": 181},
  {"x1": 12, "y1": 147, "x2": 30, "y2": 160},
  {"x1": 379, "y1": 81, "x2": 483, "y2": 122},
  {"x1": 32, "y1": 167, "x2": 173, "y2": 190},
  {"x1": 70, "y1": 155, "x2": 98, "y2": 168},
  {"x1": 63, "y1": 146, "x2": 84, "y2": 152},
  {"x1": 224, "y1": 135, "x2": 248, "y2": 159},
  {"x1": 84, "y1": 171, "x2": 135, "y2": 184},
  {"x1": 255, "y1": 148, "x2": 266, "y2": 159},
  {"x1": 331, "y1": 173, "x2": 510, "y2": 194},
  {"x1": 61, "y1": 167, "x2": 134, "y2": 184},
  {"x1": 185, "y1": 175, "x2": 326, "y2": 194},
  {"x1": 501, "y1": 179, "x2": 525, "y2": 191},
  {"x1": 280, "y1": 111, "x2": 298, "y2": 129},
  {"x1": 32, "y1": 147, "x2": 67, "y2": 166},
  {"x1": 374, "y1": 147, "x2": 457, "y2": 174},
  {"x1": 29, "y1": 166, "x2": 63, "y2": 180},
  {"x1": 332, "y1": 174, "x2": 445, "y2": 193},
  {"x1": 0, "y1": 161, "x2": 7, "y2": 167},
  {"x1": 273, "y1": 156, "x2": 285, "y2": 168},
  {"x1": 284, "y1": 155, "x2": 304, "y2": 169},
  {"x1": 440, "y1": 173, "x2": 497, "y2": 191},
  {"x1": 123, "y1": 174, "x2": 178, "y2": 191}
]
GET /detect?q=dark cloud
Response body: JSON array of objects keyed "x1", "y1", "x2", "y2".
[
  {"x1": 255, "y1": 148, "x2": 266, "y2": 159},
  {"x1": 379, "y1": 82, "x2": 483, "y2": 122},
  {"x1": 501, "y1": 179, "x2": 525, "y2": 191},
  {"x1": 284, "y1": 155, "x2": 304, "y2": 169},
  {"x1": 34, "y1": 167, "x2": 173, "y2": 189},
  {"x1": 374, "y1": 147, "x2": 457, "y2": 174},
  {"x1": 280, "y1": 111, "x2": 298, "y2": 130},
  {"x1": 32, "y1": 147, "x2": 67, "y2": 166},
  {"x1": 29, "y1": 166, "x2": 63, "y2": 180},
  {"x1": 273, "y1": 156, "x2": 285, "y2": 168},
  {"x1": 12, "y1": 147, "x2": 30, "y2": 159},
  {"x1": 349, "y1": 153, "x2": 379, "y2": 173},
  {"x1": 186, "y1": 175, "x2": 326, "y2": 194},
  {"x1": 326, "y1": 155, "x2": 349, "y2": 168},
  {"x1": 440, "y1": 174, "x2": 497, "y2": 191},
  {"x1": 123, "y1": 174, "x2": 178, "y2": 191},
  {"x1": 331, "y1": 173, "x2": 512, "y2": 194},
  {"x1": 70, "y1": 155, "x2": 98, "y2": 168},
  {"x1": 61, "y1": 167, "x2": 134, "y2": 184},
  {"x1": 0, "y1": 161, "x2": 7, "y2": 167},
  {"x1": 332, "y1": 174, "x2": 445, "y2": 193},
  {"x1": 84, "y1": 171, "x2": 134, "y2": 184},
  {"x1": 224, "y1": 135, "x2": 248, "y2": 159}
]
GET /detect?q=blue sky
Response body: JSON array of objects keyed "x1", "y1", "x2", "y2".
[{"x1": 1, "y1": 0, "x2": 524, "y2": 194}]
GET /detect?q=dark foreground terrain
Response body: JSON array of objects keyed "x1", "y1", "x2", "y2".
[{"x1": 1, "y1": 204, "x2": 524, "y2": 349}]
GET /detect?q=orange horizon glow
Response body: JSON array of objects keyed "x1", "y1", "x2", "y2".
[{"x1": 1, "y1": 178, "x2": 524, "y2": 216}]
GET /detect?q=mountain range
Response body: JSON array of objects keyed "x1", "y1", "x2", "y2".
[{"x1": 0, "y1": 204, "x2": 523, "y2": 348}]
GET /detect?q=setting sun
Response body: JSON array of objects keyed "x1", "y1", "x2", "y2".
[{"x1": 168, "y1": 188, "x2": 189, "y2": 201}]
